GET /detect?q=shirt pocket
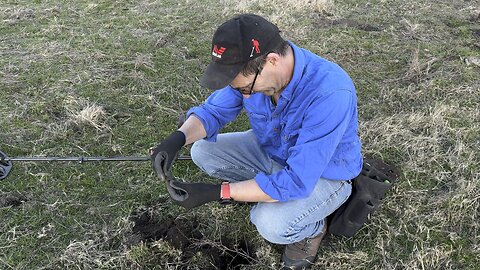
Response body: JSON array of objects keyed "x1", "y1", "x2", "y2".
[
  {"x1": 247, "y1": 111, "x2": 268, "y2": 143},
  {"x1": 280, "y1": 127, "x2": 300, "y2": 159}
]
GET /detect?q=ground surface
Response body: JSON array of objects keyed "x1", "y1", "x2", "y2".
[{"x1": 0, "y1": 0, "x2": 479, "y2": 269}]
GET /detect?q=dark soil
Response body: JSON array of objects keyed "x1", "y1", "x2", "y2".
[
  {"x1": 128, "y1": 210, "x2": 256, "y2": 270},
  {"x1": 0, "y1": 192, "x2": 27, "y2": 208}
]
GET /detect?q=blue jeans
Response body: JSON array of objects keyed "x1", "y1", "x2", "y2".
[{"x1": 191, "y1": 130, "x2": 352, "y2": 244}]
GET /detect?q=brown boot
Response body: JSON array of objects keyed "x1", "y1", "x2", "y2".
[{"x1": 281, "y1": 221, "x2": 327, "y2": 269}]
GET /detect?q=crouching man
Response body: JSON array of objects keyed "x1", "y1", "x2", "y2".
[{"x1": 150, "y1": 14, "x2": 363, "y2": 269}]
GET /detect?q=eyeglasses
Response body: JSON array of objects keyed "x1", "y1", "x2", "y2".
[{"x1": 233, "y1": 69, "x2": 260, "y2": 95}]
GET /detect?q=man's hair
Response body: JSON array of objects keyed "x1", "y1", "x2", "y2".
[{"x1": 240, "y1": 39, "x2": 290, "y2": 76}]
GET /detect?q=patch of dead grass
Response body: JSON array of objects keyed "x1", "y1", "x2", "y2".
[
  {"x1": 64, "y1": 96, "x2": 110, "y2": 132},
  {"x1": 218, "y1": 0, "x2": 336, "y2": 40},
  {"x1": 222, "y1": 0, "x2": 335, "y2": 14},
  {"x1": 405, "y1": 48, "x2": 439, "y2": 82},
  {"x1": 133, "y1": 53, "x2": 156, "y2": 72},
  {"x1": 405, "y1": 244, "x2": 454, "y2": 270},
  {"x1": 360, "y1": 97, "x2": 479, "y2": 263}
]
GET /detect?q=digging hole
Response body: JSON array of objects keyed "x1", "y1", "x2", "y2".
[{"x1": 128, "y1": 210, "x2": 256, "y2": 269}]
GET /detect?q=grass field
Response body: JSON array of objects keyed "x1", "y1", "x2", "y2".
[{"x1": 1, "y1": 0, "x2": 479, "y2": 269}]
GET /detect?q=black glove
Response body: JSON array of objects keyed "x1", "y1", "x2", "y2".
[
  {"x1": 150, "y1": 131, "x2": 186, "y2": 182},
  {"x1": 167, "y1": 180, "x2": 221, "y2": 209}
]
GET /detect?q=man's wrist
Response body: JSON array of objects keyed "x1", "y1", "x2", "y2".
[
  {"x1": 220, "y1": 182, "x2": 231, "y2": 200},
  {"x1": 219, "y1": 182, "x2": 233, "y2": 204},
  {"x1": 167, "y1": 130, "x2": 186, "y2": 148}
]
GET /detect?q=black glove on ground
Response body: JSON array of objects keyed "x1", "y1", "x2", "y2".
[
  {"x1": 168, "y1": 181, "x2": 221, "y2": 209},
  {"x1": 150, "y1": 130, "x2": 186, "y2": 181}
]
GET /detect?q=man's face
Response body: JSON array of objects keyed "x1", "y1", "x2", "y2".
[{"x1": 229, "y1": 55, "x2": 280, "y2": 98}]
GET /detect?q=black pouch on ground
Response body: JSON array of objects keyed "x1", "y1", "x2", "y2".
[{"x1": 327, "y1": 158, "x2": 400, "y2": 237}]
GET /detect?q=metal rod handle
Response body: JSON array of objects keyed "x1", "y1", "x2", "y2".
[{"x1": 1, "y1": 155, "x2": 192, "y2": 162}]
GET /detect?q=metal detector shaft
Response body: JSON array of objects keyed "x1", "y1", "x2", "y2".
[
  {"x1": 1, "y1": 155, "x2": 192, "y2": 162},
  {"x1": 0, "y1": 149, "x2": 191, "y2": 180},
  {"x1": 0, "y1": 113, "x2": 192, "y2": 180}
]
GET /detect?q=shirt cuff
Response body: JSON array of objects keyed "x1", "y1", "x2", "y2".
[
  {"x1": 254, "y1": 172, "x2": 289, "y2": 202},
  {"x1": 186, "y1": 108, "x2": 218, "y2": 142}
]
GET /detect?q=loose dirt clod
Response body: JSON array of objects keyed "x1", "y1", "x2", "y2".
[
  {"x1": 128, "y1": 210, "x2": 256, "y2": 269},
  {"x1": 0, "y1": 192, "x2": 27, "y2": 208}
]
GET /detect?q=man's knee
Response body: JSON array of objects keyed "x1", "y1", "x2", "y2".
[
  {"x1": 190, "y1": 140, "x2": 206, "y2": 164},
  {"x1": 191, "y1": 139, "x2": 230, "y2": 177},
  {"x1": 250, "y1": 205, "x2": 293, "y2": 244}
]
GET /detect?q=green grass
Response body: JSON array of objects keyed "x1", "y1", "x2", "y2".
[{"x1": 1, "y1": 0, "x2": 479, "y2": 269}]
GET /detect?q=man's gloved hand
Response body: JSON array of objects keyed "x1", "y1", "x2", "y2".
[
  {"x1": 150, "y1": 131, "x2": 186, "y2": 181},
  {"x1": 167, "y1": 180, "x2": 221, "y2": 209}
]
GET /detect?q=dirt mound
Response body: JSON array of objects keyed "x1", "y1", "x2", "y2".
[
  {"x1": 0, "y1": 192, "x2": 27, "y2": 208},
  {"x1": 128, "y1": 210, "x2": 256, "y2": 269}
]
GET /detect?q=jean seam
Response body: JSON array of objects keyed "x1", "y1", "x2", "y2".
[
  {"x1": 210, "y1": 165, "x2": 258, "y2": 178},
  {"x1": 284, "y1": 181, "x2": 350, "y2": 242}
]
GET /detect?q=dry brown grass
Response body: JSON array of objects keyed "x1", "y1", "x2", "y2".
[
  {"x1": 64, "y1": 96, "x2": 110, "y2": 132},
  {"x1": 219, "y1": 0, "x2": 336, "y2": 40},
  {"x1": 0, "y1": 0, "x2": 478, "y2": 269},
  {"x1": 222, "y1": 0, "x2": 335, "y2": 14}
]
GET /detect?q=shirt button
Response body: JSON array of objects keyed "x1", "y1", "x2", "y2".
[
  {"x1": 274, "y1": 128, "x2": 278, "y2": 132},
  {"x1": 273, "y1": 114, "x2": 277, "y2": 118}
]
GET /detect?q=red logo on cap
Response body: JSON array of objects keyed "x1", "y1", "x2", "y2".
[
  {"x1": 250, "y1": 39, "x2": 261, "y2": 57},
  {"x1": 212, "y1": 45, "x2": 226, "y2": 58}
]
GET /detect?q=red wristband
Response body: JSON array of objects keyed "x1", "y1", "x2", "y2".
[{"x1": 220, "y1": 182, "x2": 231, "y2": 200}]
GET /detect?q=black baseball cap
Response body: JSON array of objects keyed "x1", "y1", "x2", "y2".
[{"x1": 200, "y1": 14, "x2": 283, "y2": 90}]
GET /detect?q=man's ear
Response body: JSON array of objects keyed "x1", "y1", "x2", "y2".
[{"x1": 266, "y1": 52, "x2": 280, "y2": 66}]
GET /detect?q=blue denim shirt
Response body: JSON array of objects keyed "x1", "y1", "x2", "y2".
[{"x1": 187, "y1": 42, "x2": 362, "y2": 201}]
